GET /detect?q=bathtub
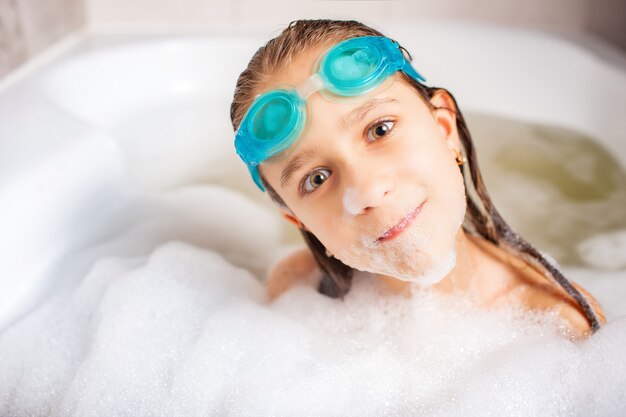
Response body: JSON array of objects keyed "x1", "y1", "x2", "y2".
[{"x1": 1, "y1": 22, "x2": 626, "y2": 416}]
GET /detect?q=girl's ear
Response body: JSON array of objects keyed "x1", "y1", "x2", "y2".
[
  {"x1": 280, "y1": 208, "x2": 308, "y2": 231},
  {"x1": 429, "y1": 90, "x2": 462, "y2": 157}
]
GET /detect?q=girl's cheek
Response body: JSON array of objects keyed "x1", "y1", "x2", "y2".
[{"x1": 309, "y1": 211, "x2": 342, "y2": 240}]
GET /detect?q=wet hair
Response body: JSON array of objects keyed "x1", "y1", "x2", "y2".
[{"x1": 229, "y1": 19, "x2": 604, "y2": 333}]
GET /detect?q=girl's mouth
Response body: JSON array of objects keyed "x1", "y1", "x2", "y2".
[{"x1": 375, "y1": 200, "x2": 426, "y2": 244}]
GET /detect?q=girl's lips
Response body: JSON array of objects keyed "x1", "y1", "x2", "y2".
[{"x1": 376, "y1": 201, "x2": 426, "y2": 244}]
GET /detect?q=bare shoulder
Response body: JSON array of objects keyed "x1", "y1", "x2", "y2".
[
  {"x1": 509, "y1": 260, "x2": 607, "y2": 340},
  {"x1": 469, "y1": 235, "x2": 606, "y2": 340},
  {"x1": 266, "y1": 247, "x2": 320, "y2": 301}
]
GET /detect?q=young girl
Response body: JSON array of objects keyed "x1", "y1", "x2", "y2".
[{"x1": 229, "y1": 19, "x2": 606, "y2": 339}]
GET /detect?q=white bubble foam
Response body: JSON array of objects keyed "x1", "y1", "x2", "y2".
[
  {"x1": 577, "y1": 229, "x2": 626, "y2": 270},
  {"x1": 1, "y1": 181, "x2": 624, "y2": 416},
  {"x1": 1, "y1": 241, "x2": 625, "y2": 416}
]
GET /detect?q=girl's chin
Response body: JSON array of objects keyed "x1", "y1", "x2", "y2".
[
  {"x1": 335, "y1": 220, "x2": 461, "y2": 278},
  {"x1": 388, "y1": 251, "x2": 456, "y2": 285},
  {"x1": 359, "y1": 235, "x2": 458, "y2": 286}
]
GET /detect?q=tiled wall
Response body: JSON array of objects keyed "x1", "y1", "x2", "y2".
[
  {"x1": 1, "y1": 0, "x2": 625, "y2": 79},
  {"x1": 0, "y1": 0, "x2": 84, "y2": 78}
]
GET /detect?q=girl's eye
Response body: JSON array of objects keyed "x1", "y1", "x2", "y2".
[
  {"x1": 301, "y1": 168, "x2": 331, "y2": 195},
  {"x1": 366, "y1": 119, "x2": 395, "y2": 143}
]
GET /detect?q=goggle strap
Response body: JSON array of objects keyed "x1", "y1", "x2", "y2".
[
  {"x1": 249, "y1": 165, "x2": 265, "y2": 191},
  {"x1": 380, "y1": 37, "x2": 426, "y2": 83},
  {"x1": 403, "y1": 62, "x2": 426, "y2": 83},
  {"x1": 295, "y1": 73, "x2": 324, "y2": 99}
]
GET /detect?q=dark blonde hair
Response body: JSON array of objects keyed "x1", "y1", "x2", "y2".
[{"x1": 229, "y1": 19, "x2": 603, "y2": 332}]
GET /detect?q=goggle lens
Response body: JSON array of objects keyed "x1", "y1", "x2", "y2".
[
  {"x1": 242, "y1": 89, "x2": 306, "y2": 162},
  {"x1": 329, "y1": 46, "x2": 378, "y2": 82},
  {"x1": 322, "y1": 42, "x2": 383, "y2": 96},
  {"x1": 252, "y1": 95, "x2": 294, "y2": 141}
]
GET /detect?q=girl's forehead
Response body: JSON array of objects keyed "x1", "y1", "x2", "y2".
[
  {"x1": 306, "y1": 79, "x2": 421, "y2": 127},
  {"x1": 268, "y1": 44, "x2": 332, "y2": 89}
]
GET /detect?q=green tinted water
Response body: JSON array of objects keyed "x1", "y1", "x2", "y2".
[{"x1": 467, "y1": 113, "x2": 626, "y2": 267}]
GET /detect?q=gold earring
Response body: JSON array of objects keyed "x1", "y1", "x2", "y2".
[{"x1": 454, "y1": 149, "x2": 466, "y2": 166}]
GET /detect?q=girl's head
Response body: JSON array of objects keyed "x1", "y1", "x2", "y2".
[
  {"x1": 229, "y1": 20, "x2": 603, "y2": 332},
  {"x1": 230, "y1": 19, "x2": 485, "y2": 296}
]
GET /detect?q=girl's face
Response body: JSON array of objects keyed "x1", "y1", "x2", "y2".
[{"x1": 260, "y1": 44, "x2": 467, "y2": 284}]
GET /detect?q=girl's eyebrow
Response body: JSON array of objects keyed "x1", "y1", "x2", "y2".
[
  {"x1": 280, "y1": 146, "x2": 318, "y2": 189},
  {"x1": 280, "y1": 97, "x2": 398, "y2": 189},
  {"x1": 340, "y1": 97, "x2": 398, "y2": 130}
]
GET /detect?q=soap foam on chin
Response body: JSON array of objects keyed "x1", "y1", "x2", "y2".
[
  {"x1": 336, "y1": 215, "x2": 460, "y2": 287},
  {"x1": 339, "y1": 236, "x2": 456, "y2": 286},
  {"x1": 400, "y1": 245, "x2": 456, "y2": 286}
]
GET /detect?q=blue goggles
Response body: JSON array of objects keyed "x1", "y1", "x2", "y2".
[{"x1": 234, "y1": 36, "x2": 426, "y2": 191}]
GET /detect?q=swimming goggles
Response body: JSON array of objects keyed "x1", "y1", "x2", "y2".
[{"x1": 234, "y1": 36, "x2": 426, "y2": 191}]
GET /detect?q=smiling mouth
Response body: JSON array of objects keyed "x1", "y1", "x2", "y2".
[{"x1": 375, "y1": 201, "x2": 426, "y2": 244}]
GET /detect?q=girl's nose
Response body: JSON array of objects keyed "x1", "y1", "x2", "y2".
[{"x1": 342, "y1": 165, "x2": 394, "y2": 216}]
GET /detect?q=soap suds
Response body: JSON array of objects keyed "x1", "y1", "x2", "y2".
[
  {"x1": 577, "y1": 228, "x2": 626, "y2": 270},
  {"x1": 1, "y1": 240, "x2": 625, "y2": 416}
]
